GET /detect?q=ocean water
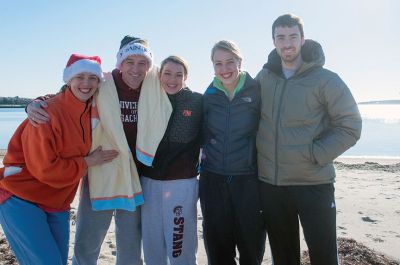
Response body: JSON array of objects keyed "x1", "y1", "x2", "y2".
[
  {"x1": 0, "y1": 108, "x2": 27, "y2": 150},
  {"x1": 0, "y1": 105, "x2": 399, "y2": 158},
  {"x1": 342, "y1": 104, "x2": 400, "y2": 158}
]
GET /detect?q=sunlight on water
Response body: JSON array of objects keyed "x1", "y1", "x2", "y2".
[
  {"x1": 358, "y1": 104, "x2": 400, "y2": 124},
  {"x1": 340, "y1": 104, "x2": 399, "y2": 157}
]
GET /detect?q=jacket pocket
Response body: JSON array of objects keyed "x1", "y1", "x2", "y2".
[{"x1": 280, "y1": 144, "x2": 315, "y2": 165}]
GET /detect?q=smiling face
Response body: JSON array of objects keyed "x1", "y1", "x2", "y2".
[
  {"x1": 212, "y1": 49, "x2": 241, "y2": 90},
  {"x1": 68, "y1": 72, "x2": 99, "y2": 102},
  {"x1": 120, "y1": 55, "x2": 151, "y2": 90},
  {"x1": 273, "y1": 25, "x2": 305, "y2": 69},
  {"x1": 160, "y1": 61, "x2": 187, "y2": 95}
]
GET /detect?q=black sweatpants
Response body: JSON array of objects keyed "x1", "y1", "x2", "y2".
[
  {"x1": 199, "y1": 171, "x2": 266, "y2": 265},
  {"x1": 259, "y1": 181, "x2": 338, "y2": 265}
]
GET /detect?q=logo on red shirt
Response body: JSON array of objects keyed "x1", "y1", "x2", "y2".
[{"x1": 182, "y1": 110, "x2": 192, "y2": 117}]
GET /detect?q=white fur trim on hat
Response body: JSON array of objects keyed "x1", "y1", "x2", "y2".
[
  {"x1": 63, "y1": 59, "x2": 103, "y2": 83},
  {"x1": 116, "y1": 42, "x2": 153, "y2": 69}
]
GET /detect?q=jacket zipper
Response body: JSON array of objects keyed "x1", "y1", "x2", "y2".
[
  {"x1": 274, "y1": 79, "x2": 287, "y2": 185},
  {"x1": 80, "y1": 101, "x2": 89, "y2": 143},
  {"x1": 163, "y1": 97, "x2": 176, "y2": 173},
  {"x1": 223, "y1": 95, "x2": 230, "y2": 172}
]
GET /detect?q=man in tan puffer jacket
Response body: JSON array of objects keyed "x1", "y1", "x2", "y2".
[{"x1": 256, "y1": 14, "x2": 362, "y2": 265}]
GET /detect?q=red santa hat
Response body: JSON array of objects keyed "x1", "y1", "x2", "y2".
[{"x1": 63, "y1": 54, "x2": 103, "y2": 83}]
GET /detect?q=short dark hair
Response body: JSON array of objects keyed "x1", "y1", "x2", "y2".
[
  {"x1": 160, "y1": 55, "x2": 189, "y2": 77},
  {"x1": 272, "y1": 14, "x2": 304, "y2": 40}
]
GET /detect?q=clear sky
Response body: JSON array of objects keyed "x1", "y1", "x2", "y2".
[{"x1": 0, "y1": 0, "x2": 399, "y2": 102}]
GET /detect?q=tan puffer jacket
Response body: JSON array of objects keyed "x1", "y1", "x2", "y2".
[{"x1": 256, "y1": 40, "x2": 362, "y2": 186}]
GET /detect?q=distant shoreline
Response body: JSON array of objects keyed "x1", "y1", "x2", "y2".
[
  {"x1": 358, "y1": 100, "x2": 400, "y2": 105},
  {"x1": 0, "y1": 95, "x2": 32, "y2": 107},
  {"x1": 2, "y1": 98, "x2": 400, "y2": 107},
  {"x1": 0, "y1": 105, "x2": 26, "y2": 108}
]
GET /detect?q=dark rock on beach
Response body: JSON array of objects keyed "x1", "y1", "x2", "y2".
[
  {"x1": 301, "y1": 237, "x2": 400, "y2": 265},
  {"x1": 0, "y1": 237, "x2": 17, "y2": 265}
]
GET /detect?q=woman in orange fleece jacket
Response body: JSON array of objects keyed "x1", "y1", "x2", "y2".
[{"x1": 0, "y1": 54, "x2": 118, "y2": 265}]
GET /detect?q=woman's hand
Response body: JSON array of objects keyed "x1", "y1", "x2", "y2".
[
  {"x1": 84, "y1": 146, "x2": 119, "y2": 167},
  {"x1": 27, "y1": 100, "x2": 50, "y2": 127}
]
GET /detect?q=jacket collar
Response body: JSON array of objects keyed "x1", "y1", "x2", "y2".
[
  {"x1": 61, "y1": 88, "x2": 92, "y2": 117},
  {"x1": 263, "y1": 39, "x2": 325, "y2": 77},
  {"x1": 206, "y1": 72, "x2": 256, "y2": 97},
  {"x1": 168, "y1": 87, "x2": 191, "y2": 102}
]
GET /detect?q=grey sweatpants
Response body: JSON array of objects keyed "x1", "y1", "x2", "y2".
[
  {"x1": 141, "y1": 176, "x2": 198, "y2": 265},
  {"x1": 72, "y1": 178, "x2": 143, "y2": 265}
]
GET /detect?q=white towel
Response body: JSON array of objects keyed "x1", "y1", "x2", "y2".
[
  {"x1": 88, "y1": 78, "x2": 143, "y2": 211},
  {"x1": 136, "y1": 66, "x2": 172, "y2": 166}
]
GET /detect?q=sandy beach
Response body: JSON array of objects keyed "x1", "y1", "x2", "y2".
[{"x1": 0, "y1": 149, "x2": 399, "y2": 264}]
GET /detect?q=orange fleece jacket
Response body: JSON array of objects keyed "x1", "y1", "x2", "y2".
[{"x1": 0, "y1": 88, "x2": 92, "y2": 210}]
